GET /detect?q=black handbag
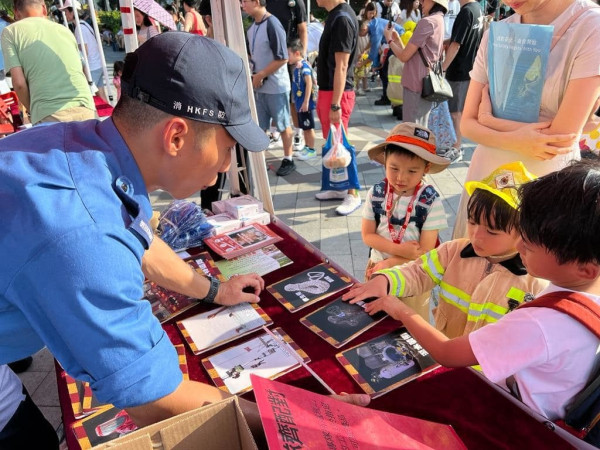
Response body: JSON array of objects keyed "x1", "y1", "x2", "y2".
[{"x1": 418, "y1": 48, "x2": 453, "y2": 103}]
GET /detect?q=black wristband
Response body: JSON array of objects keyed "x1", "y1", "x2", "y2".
[{"x1": 201, "y1": 276, "x2": 220, "y2": 304}]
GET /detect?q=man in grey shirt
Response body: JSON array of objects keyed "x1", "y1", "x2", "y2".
[{"x1": 243, "y1": 0, "x2": 296, "y2": 176}]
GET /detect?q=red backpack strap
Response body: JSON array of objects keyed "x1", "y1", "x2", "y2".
[{"x1": 518, "y1": 291, "x2": 600, "y2": 340}]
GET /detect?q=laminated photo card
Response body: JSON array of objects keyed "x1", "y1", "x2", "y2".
[
  {"x1": 337, "y1": 328, "x2": 438, "y2": 398},
  {"x1": 266, "y1": 263, "x2": 353, "y2": 313},
  {"x1": 300, "y1": 296, "x2": 387, "y2": 348},
  {"x1": 202, "y1": 327, "x2": 309, "y2": 395},
  {"x1": 177, "y1": 302, "x2": 273, "y2": 355},
  {"x1": 204, "y1": 224, "x2": 282, "y2": 259}
]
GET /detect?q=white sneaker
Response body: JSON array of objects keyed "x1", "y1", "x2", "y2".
[
  {"x1": 269, "y1": 132, "x2": 281, "y2": 148},
  {"x1": 315, "y1": 190, "x2": 348, "y2": 201},
  {"x1": 440, "y1": 147, "x2": 463, "y2": 164},
  {"x1": 293, "y1": 133, "x2": 304, "y2": 151},
  {"x1": 336, "y1": 194, "x2": 362, "y2": 216}
]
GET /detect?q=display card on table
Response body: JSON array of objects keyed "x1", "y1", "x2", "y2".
[
  {"x1": 63, "y1": 373, "x2": 87, "y2": 419},
  {"x1": 251, "y1": 375, "x2": 467, "y2": 450},
  {"x1": 192, "y1": 251, "x2": 224, "y2": 280},
  {"x1": 337, "y1": 328, "x2": 439, "y2": 398},
  {"x1": 266, "y1": 263, "x2": 353, "y2": 313},
  {"x1": 144, "y1": 256, "x2": 224, "y2": 323},
  {"x1": 81, "y1": 382, "x2": 106, "y2": 416},
  {"x1": 177, "y1": 303, "x2": 273, "y2": 355},
  {"x1": 215, "y1": 244, "x2": 293, "y2": 280},
  {"x1": 201, "y1": 327, "x2": 309, "y2": 395},
  {"x1": 71, "y1": 405, "x2": 138, "y2": 449},
  {"x1": 203, "y1": 223, "x2": 282, "y2": 259},
  {"x1": 300, "y1": 296, "x2": 387, "y2": 348},
  {"x1": 68, "y1": 344, "x2": 189, "y2": 448},
  {"x1": 175, "y1": 343, "x2": 190, "y2": 380}
]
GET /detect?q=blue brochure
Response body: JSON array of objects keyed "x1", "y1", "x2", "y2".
[{"x1": 488, "y1": 22, "x2": 553, "y2": 123}]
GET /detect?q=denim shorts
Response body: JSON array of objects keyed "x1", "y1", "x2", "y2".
[
  {"x1": 255, "y1": 92, "x2": 291, "y2": 132},
  {"x1": 90, "y1": 68, "x2": 105, "y2": 88}
]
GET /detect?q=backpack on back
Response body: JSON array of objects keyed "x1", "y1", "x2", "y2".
[
  {"x1": 518, "y1": 291, "x2": 600, "y2": 447},
  {"x1": 368, "y1": 182, "x2": 440, "y2": 258}
]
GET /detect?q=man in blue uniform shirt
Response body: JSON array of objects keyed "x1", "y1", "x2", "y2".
[{"x1": 0, "y1": 33, "x2": 273, "y2": 447}]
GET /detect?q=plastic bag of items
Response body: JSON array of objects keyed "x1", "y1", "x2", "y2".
[
  {"x1": 322, "y1": 124, "x2": 352, "y2": 169},
  {"x1": 158, "y1": 200, "x2": 215, "y2": 251}
]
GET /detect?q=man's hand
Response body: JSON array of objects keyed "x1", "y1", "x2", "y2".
[
  {"x1": 342, "y1": 275, "x2": 388, "y2": 304},
  {"x1": 252, "y1": 72, "x2": 266, "y2": 90},
  {"x1": 215, "y1": 273, "x2": 264, "y2": 305}
]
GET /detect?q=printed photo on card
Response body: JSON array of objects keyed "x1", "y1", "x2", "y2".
[
  {"x1": 267, "y1": 263, "x2": 353, "y2": 313},
  {"x1": 337, "y1": 328, "x2": 438, "y2": 398},
  {"x1": 201, "y1": 327, "x2": 309, "y2": 395},
  {"x1": 300, "y1": 296, "x2": 387, "y2": 347},
  {"x1": 177, "y1": 302, "x2": 273, "y2": 355}
]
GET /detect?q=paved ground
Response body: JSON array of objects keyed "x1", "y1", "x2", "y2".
[{"x1": 16, "y1": 43, "x2": 475, "y2": 444}]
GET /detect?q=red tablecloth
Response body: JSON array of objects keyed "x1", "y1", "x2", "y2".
[{"x1": 57, "y1": 219, "x2": 573, "y2": 449}]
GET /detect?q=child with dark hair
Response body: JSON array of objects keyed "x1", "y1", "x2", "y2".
[
  {"x1": 113, "y1": 60, "x2": 124, "y2": 102},
  {"x1": 348, "y1": 161, "x2": 547, "y2": 337},
  {"x1": 362, "y1": 122, "x2": 449, "y2": 319},
  {"x1": 349, "y1": 159, "x2": 600, "y2": 422},
  {"x1": 287, "y1": 38, "x2": 317, "y2": 161}
]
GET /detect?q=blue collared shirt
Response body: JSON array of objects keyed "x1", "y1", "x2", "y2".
[{"x1": 0, "y1": 119, "x2": 181, "y2": 408}]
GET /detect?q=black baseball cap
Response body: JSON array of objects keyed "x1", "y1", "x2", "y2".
[{"x1": 121, "y1": 32, "x2": 268, "y2": 152}]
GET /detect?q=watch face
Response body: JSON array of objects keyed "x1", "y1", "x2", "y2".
[{"x1": 330, "y1": 105, "x2": 341, "y2": 111}]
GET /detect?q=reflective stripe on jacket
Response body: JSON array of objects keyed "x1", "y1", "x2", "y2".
[{"x1": 377, "y1": 238, "x2": 548, "y2": 338}]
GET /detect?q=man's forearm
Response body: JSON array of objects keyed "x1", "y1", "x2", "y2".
[
  {"x1": 142, "y1": 237, "x2": 211, "y2": 299},
  {"x1": 442, "y1": 41, "x2": 460, "y2": 72},
  {"x1": 13, "y1": 83, "x2": 30, "y2": 112},
  {"x1": 256, "y1": 59, "x2": 287, "y2": 79},
  {"x1": 332, "y1": 68, "x2": 347, "y2": 105},
  {"x1": 126, "y1": 379, "x2": 231, "y2": 428},
  {"x1": 332, "y1": 52, "x2": 350, "y2": 105}
]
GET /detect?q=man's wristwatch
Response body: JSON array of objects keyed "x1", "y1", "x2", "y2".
[
  {"x1": 330, "y1": 104, "x2": 341, "y2": 111},
  {"x1": 200, "y1": 276, "x2": 220, "y2": 304}
]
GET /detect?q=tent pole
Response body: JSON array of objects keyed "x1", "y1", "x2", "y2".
[
  {"x1": 211, "y1": 0, "x2": 275, "y2": 214},
  {"x1": 84, "y1": 0, "x2": 115, "y2": 105},
  {"x1": 119, "y1": 0, "x2": 139, "y2": 53}
]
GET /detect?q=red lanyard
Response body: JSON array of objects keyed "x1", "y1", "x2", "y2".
[{"x1": 384, "y1": 179, "x2": 422, "y2": 244}]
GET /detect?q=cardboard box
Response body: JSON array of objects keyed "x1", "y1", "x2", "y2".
[{"x1": 92, "y1": 397, "x2": 257, "y2": 450}]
